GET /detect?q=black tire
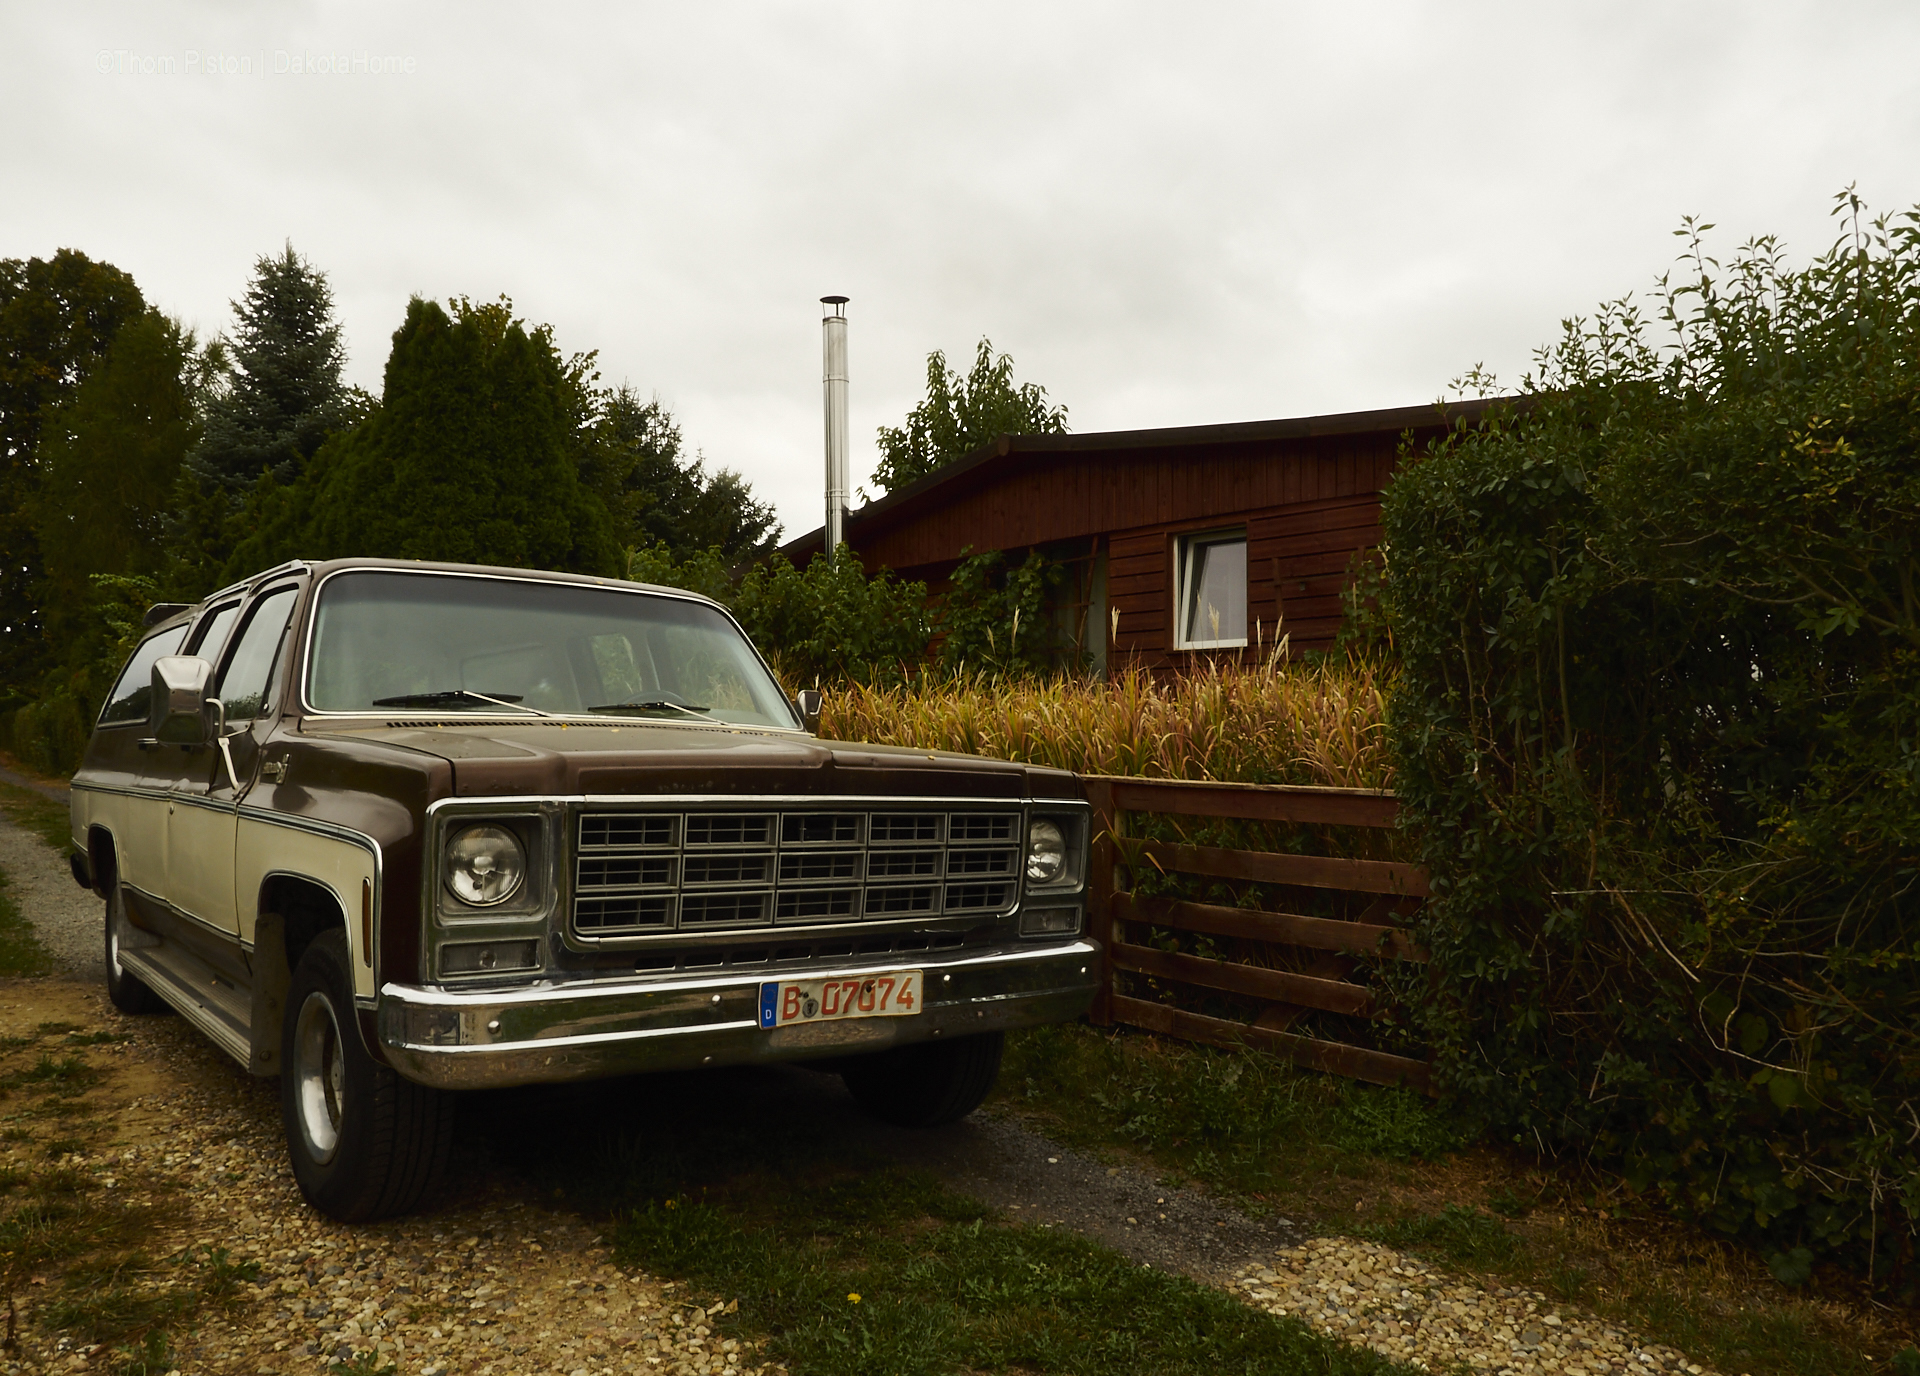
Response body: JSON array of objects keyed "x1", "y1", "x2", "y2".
[
  {"x1": 841, "y1": 1031, "x2": 1005, "y2": 1128},
  {"x1": 104, "y1": 884, "x2": 170, "y2": 1016},
  {"x1": 281, "y1": 930, "x2": 453, "y2": 1221}
]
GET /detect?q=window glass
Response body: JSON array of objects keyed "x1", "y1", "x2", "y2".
[
  {"x1": 217, "y1": 587, "x2": 299, "y2": 721},
  {"x1": 307, "y1": 571, "x2": 798, "y2": 728},
  {"x1": 98, "y1": 627, "x2": 188, "y2": 726},
  {"x1": 1178, "y1": 533, "x2": 1247, "y2": 648},
  {"x1": 188, "y1": 601, "x2": 242, "y2": 659}
]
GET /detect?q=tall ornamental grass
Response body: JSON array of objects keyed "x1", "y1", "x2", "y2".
[{"x1": 817, "y1": 658, "x2": 1392, "y2": 789}]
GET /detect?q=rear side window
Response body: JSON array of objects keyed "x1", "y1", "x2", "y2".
[
  {"x1": 188, "y1": 600, "x2": 241, "y2": 658},
  {"x1": 98, "y1": 626, "x2": 189, "y2": 726}
]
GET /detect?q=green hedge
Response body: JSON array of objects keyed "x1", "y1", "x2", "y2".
[
  {"x1": 2, "y1": 573, "x2": 159, "y2": 778},
  {"x1": 1377, "y1": 199, "x2": 1920, "y2": 1283}
]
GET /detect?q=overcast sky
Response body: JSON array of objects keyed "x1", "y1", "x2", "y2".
[{"x1": 6, "y1": 2, "x2": 1918, "y2": 541}]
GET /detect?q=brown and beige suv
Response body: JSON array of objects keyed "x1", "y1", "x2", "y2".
[{"x1": 67, "y1": 558, "x2": 1097, "y2": 1219}]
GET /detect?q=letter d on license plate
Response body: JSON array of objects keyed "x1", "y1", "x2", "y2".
[{"x1": 758, "y1": 969, "x2": 923, "y2": 1030}]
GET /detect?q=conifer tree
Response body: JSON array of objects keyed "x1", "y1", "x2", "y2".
[
  {"x1": 193, "y1": 243, "x2": 360, "y2": 491},
  {"x1": 584, "y1": 387, "x2": 780, "y2": 563},
  {"x1": 224, "y1": 296, "x2": 621, "y2": 579}
]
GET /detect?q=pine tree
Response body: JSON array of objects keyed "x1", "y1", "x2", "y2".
[
  {"x1": 224, "y1": 296, "x2": 622, "y2": 580},
  {"x1": 193, "y1": 243, "x2": 360, "y2": 491},
  {"x1": 584, "y1": 387, "x2": 781, "y2": 563},
  {"x1": 870, "y1": 338, "x2": 1067, "y2": 497}
]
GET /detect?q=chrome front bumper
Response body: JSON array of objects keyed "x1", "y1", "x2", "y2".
[{"x1": 376, "y1": 939, "x2": 1100, "y2": 1091}]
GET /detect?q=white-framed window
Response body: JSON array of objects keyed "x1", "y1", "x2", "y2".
[{"x1": 1174, "y1": 529, "x2": 1247, "y2": 649}]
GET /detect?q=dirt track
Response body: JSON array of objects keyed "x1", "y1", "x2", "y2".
[
  {"x1": 0, "y1": 806, "x2": 1294, "y2": 1375},
  {"x1": 0, "y1": 800, "x2": 1729, "y2": 1376}
]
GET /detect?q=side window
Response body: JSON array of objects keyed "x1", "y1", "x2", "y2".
[
  {"x1": 97, "y1": 626, "x2": 189, "y2": 726},
  {"x1": 217, "y1": 587, "x2": 299, "y2": 722},
  {"x1": 1174, "y1": 529, "x2": 1248, "y2": 649},
  {"x1": 188, "y1": 601, "x2": 242, "y2": 659}
]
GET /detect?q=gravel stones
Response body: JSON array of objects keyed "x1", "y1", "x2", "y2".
[
  {"x1": 0, "y1": 987, "x2": 779, "y2": 1376},
  {"x1": 0, "y1": 795, "x2": 103, "y2": 977},
  {"x1": 1236, "y1": 1237, "x2": 1725, "y2": 1376}
]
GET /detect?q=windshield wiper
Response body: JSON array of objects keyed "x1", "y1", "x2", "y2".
[
  {"x1": 370, "y1": 690, "x2": 554, "y2": 718},
  {"x1": 587, "y1": 698, "x2": 714, "y2": 719}
]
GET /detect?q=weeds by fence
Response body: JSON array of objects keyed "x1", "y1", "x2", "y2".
[{"x1": 818, "y1": 658, "x2": 1392, "y2": 789}]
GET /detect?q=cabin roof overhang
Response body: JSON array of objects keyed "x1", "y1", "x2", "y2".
[{"x1": 779, "y1": 395, "x2": 1513, "y2": 565}]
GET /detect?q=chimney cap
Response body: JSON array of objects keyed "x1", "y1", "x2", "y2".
[{"x1": 820, "y1": 295, "x2": 849, "y2": 308}]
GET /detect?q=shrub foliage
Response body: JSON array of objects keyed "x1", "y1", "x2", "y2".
[
  {"x1": 1379, "y1": 196, "x2": 1920, "y2": 1279},
  {"x1": 869, "y1": 338, "x2": 1067, "y2": 497},
  {"x1": 726, "y1": 546, "x2": 932, "y2": 687},
  {"x1": 933, "y1": 547, "x2": 1077, "y2": 676}
]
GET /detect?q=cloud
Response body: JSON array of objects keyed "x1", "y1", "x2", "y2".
[{"x1": 6, "y1": 0, "x2": 1919, "y2": 536}]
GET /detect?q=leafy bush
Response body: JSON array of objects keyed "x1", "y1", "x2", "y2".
[
  {"x1": 728, "y1": 546, "x2": 931, "y2": 687},
  {"x1": 2, "y1": 573, "x2": 161, "y2": 777},
  {"x1": 1378, "y1": 195, "x2": 1920, "y2": 1279},
  {"x1": 623, "y1": 542, "x2": 735, "y2": 604},
  {"x1": 933, "y1": 547, "x2": 1079, "y2": 675}
]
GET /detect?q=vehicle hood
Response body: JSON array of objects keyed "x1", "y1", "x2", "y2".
[{"x1": 301, "y1": 718, "x2": 1076, "y2": 801}]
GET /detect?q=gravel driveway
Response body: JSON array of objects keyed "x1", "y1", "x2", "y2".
[
  {"x1": 0, "y1": 780, "x2": 102, "y2": 976},
  {"x1": 0, "y1": 800, "x2": 1727, "y2": 1376}
]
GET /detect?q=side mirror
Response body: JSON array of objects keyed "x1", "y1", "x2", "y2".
[
  {"x1": 793, "y1": 688, "x2": 823, "y2": 733},
  {"x1": 150, "y1": 656, "x2": 216, "y2": 744}
]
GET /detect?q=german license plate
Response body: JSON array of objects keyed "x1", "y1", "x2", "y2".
[{"x1": 758, "y1": 970, "x2": 923, "y2": 1030}]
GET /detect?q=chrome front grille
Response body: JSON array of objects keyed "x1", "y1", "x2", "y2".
[{"x1": 572, "y1": 807, "x2": 1023, "y2": 939}]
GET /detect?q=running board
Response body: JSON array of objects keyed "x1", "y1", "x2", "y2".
[{"x1": 120, "y1": 941, "x2": 256, "y2": 1071}]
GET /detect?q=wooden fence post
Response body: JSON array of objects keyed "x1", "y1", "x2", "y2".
[{"x1": 1084, "y1": 777, "x2": 1116, "y2": 1027}]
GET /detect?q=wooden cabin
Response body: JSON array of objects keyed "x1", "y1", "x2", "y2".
[{"x1": 780, "y1": 398, "x2": 1494, "y2": 671}]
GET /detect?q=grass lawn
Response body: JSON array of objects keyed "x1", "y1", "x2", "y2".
[{"x1": 0, "y1": 772, "x2": 72, "y2": 854}]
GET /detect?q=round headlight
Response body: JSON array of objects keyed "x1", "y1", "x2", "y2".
[
  {"x1": 1026, "y1": 818, "x2": 1067, "y2": 885},
  {"x1": 444, "y1": 824, "x2": 525, "y2": 906}
]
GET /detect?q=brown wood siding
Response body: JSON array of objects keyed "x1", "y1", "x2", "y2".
[
  {"x1": 1108, "y1": 529, "x2": 1168, "y2": 661},
  {"x1": 857, "y1": 430, "x2": 1401, "y2": 577},
  {"x1": 1094, "y1": 491, "x2": 1383, "y2": 668},
  {"x1": 841, "y1": 416, "x2": 1442, "y2": 668},
  {"x1": 1257, "y1": 492, "x2": 1384, "y2": 654}
]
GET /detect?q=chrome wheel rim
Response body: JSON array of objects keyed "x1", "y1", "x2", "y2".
[{"x1": 293, "y1": 991, "x2": 346, "y2": 1164}]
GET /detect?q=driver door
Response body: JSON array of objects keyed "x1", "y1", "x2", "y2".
[{"x1": 163, "y1": 584, "x2": 299, "y2": 936}]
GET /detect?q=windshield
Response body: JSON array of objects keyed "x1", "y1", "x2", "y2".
[{"x1": 306, "y1": 571, "x2": 799, "y2": 728}]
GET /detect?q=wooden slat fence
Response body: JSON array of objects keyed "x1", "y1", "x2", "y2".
[{"x1": 1082, "y1": 775, "x2": 1433, "y2": 1093}]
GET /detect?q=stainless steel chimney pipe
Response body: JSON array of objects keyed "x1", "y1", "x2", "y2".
[{"x1": 820, "y1": 296, "x2": 850, "y2": 564}]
